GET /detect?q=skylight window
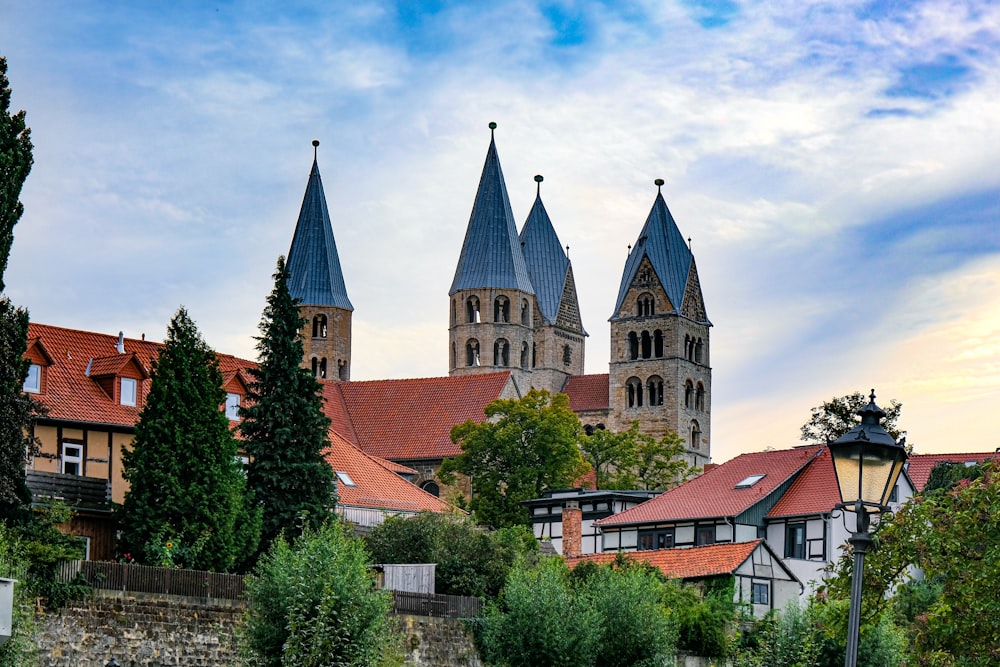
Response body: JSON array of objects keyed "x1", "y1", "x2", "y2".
[
  {"x1": 735, "y1": 474, "x2": 766, "y2": 489},
  {"x1": 336, "y1": 471, "x2": 356, "y2": 487}
]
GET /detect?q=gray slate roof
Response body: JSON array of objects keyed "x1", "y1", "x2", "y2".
[
  {"x1": 286, "y1": 158, "x2": 354, "y2": 310},
  {"x1": 449, "y1": 133, "x2": 535, "y2": 295},
  {"x1": 611, "y1": 192, "x2": 695, "y2": 320},
  {"x1": 520, "y1": 192, "x2": 570, "y2": 325}
]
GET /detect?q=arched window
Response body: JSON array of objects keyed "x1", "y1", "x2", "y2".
[
  {"x1": 641, "y1": 331, "x2": 652, "y2": 359},
  {"x1": 318, "y1": 358, "x2": 328, "y2": 379},
  {"x1": 466, "y1": 339, "x2": 480, "y2": 366},
  {"x1": 451, "y1": 343, "x2": 456, "y2": 369},
  {"x1": 696, "y1": 382, "x2": 706, "y2": 411},
  {"x1": 695, "y1": 338, "x2": 704, "y2": 364},
  {"x1": 637, "y1": 293, "x2": 654, "y2": 317},
  {"x1": 584, "y1": 424, "x2": 595, "y2": 436},
  {"x1": 562, "y1": 344, "x2": 572, "y2": 366},
  {"x1": 494, "y1": 296, "x2": 510, "y2": 323},
  {"x1": 628, "y1": 332, "x2": 639, "y2": 360},
  {"x1": 685, "y1": 380, "x2": 694, "y2": 408},
  {"x1": 690, "y1": 420, "x2": 702, "y2": 450},
  {"x1": 494, "y1": 338, "x2": 510, "y2": 366},
  {"x1": 311, "y1": 357, "x2": 318, "y2": 377},
  {"x1": 338, "y1": 359, "x2": 348, "y2": 381},
  {"x1": 627, "y1": 377, "x2": 643, "y2": 408},
  {"x1": 653, "y1": 330, "x2": 663, "y2": 358},
  {"x1": 647, "y1": 376, "x2": 664, "y2": 406},
  {"x1": 451, "y1": 299, "x2": 457, "y2": 326},
  {"x1": 467, "y1": 296, "x2": 481, "y2": 323},
  {"x1": 520, "y1": 342, "x2": 529, "y2": 369},
  {"x1": 521, "y1": 299, "x2": 530, "y2": 326},
  {"x1": 532, "y1": 342, "x2": 537, "y2": 368},
  {"x1": 421, "y1": 480, "x2": 440, "y2": 497},
  {"x1": 312, "y1": 314, "x2": 328, "y2": 338}
]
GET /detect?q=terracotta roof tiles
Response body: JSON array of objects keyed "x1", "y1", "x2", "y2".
[
  {"x1": 563, "y1": 374, "x2": 609, "y2": 412},
  {"x1": 906, "y1": 452, "x2": 997, "y2": 492},
  {"x1": 566, "y1": 540, "x2": 762, "y2": 580}
]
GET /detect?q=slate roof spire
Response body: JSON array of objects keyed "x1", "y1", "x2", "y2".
[
  {"x1": 520, "y1": 175, "x2": 582, "y2": 330},
  {"x1": 611, "y1": 179, "x2": 707, "y2": 322},
  {"x1": 286, "y1": 140, "x2": 354, "y2": 310},
  {"x1": 449, "y1": 123, "x2": 535, "y2": 295}
]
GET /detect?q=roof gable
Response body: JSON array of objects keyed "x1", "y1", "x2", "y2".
[
  {"x1": 87, "y1": 353, "x2": 150, "y2": 380},
  {"x1": 598, "y1": 446, "x2": 824, "y2": 527},
  {"x1": 766, "y1": 447, "x2": 842, "y2": 518},
  {"x1": 449, "y1": 128, "x2": 534, "y2": 295},
  {"x1": 24, "y1": 337, "x2": 54, "y2": 366}
]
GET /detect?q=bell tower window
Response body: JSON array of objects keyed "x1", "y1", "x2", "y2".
[
  {"x1": 467, "y1": 297, "x2": 481, "y2": 323},
  {"x1": 562, "y1": 344, "x2": 572, "y2": 366},
  {"x1": 685, "y1": 380, "x2": 694, "y2": 408},
  {"x1": 637, "y1": 293, "x2": 654, "y2": 317},
  {"x1": 696, "y1": 383, "x2": 706, "y2": 411},
  {"x1": 312, "y1": 314, "x2": 328, "y2": 338},
  {"x1": 494, "y1": 338, "x2": 510, "y2": 366},
  {"x1": 626, "y1": 377, "x2": 643, "y2": 408},
  {"x1": 628, "y1": 332, "x2": 639, "y2": 360},
  {"x1": 641, "y1": 331, "x2": 652, "y2": 359},
  {"x1": 653, "y1": 330, "x2": 663, "y2": 358},
  {"x1": 466, "y1": 339, "x2": 480, "y2": 367},
  {"x1": 647, "y1": 376, "x2": 664, "y2": 406},
  {"x1": 695, "y1": 338, "x2": 704, "y2": 364},
  {"x1": 494, "y1": 296, "x2": 510, "y2": 323},
  {"x1": 520, "y1": 342, "x2": 529, "y2": 369},
  {"x1": 521, "y1": 299, "x2": 530, "y2": 325},
  {"x1": 690, "y1": 420, "x2": 702, "y2": 450}
]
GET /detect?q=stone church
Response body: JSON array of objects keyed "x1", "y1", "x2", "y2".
[{"x1": 287, "y1": 124, "x2": 713, "y2": 470}]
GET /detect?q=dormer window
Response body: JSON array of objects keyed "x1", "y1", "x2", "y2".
[
  {"x1": 120, "y1": 377, "x2": 137, "y2": 406},
  {"x1": 225, "y1": 393, "x2": 241, "y2": 421},
  {"x1": 22, "y1": 364, "x2": 41, "y2": 393}
]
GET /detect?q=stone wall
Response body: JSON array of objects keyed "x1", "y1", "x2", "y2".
[{"x1": 36, "y1": 590, "x2": 483, "y2": 667}]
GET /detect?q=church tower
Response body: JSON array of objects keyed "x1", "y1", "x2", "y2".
[
  {"x1": 519, "y1": 175, "x2": 587, "y2": 394},
  {"x1": 608, "y1": 180, "x2": 712, "y2": 466},
  {"x1": 287, "y1": 140, "x2": 353, "y2": 381},
  {"x1": 449, "y1": 124, "x2": 535, "y2": 389}
]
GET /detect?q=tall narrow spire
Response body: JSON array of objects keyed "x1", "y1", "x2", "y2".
[
  {"x1": 286, "y1": 141, "x2": 353, "y2": 311},
  {"x1": 520, "y1": 175, "x2": 578, "y2": 328},
  {"x1": 449, "y1": 123, "x2": 534, "y2": 295}
]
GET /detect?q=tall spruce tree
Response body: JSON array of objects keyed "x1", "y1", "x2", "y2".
[
  {"x1": 241, "y1": 257, "x2": 336, "y2": 553},
  {"x1": 120, "y1": 308, "x2": 258, "y2": 572},
  {"x1": 0, "y1": 55, "x2": 39, "y2": 524}
]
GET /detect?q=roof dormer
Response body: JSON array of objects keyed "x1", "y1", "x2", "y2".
[
  {"x1": 86, "y1": 353, "x2": 150, "y2": 407},
  {"x1": 222, "y1": 368, "x2": 251, "y2": 421},
  {"x1": 22, "y1": 337, "x2": 55, "y2": 394}
]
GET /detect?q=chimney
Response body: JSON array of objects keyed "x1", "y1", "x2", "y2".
[
  {"x1": 562, "y1": 500, "x2": 582, "y2": 559},
  {"x1": 116, "y1": 332, "x2": 125, "y2": 354}
]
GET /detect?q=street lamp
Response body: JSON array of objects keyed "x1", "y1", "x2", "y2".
[{"x1": 828, "y1": 390, "x2": 908, "y2": 667}]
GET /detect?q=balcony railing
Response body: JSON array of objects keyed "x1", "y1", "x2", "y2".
[{"x1": 26, "y1": 471, "x2": 111, "y2": 513}]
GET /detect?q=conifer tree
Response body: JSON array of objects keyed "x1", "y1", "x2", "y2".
[
  {"x1": 120, "y1": 308, "x2": 258, "y2": 572},
  {"x1": 0, "y1": 55, "x2": 39, "y2": 524},
  {"x1": 241, "y1": 257, "x2": 336, "y2": 553}
]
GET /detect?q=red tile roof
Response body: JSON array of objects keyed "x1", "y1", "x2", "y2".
[
  {"x1": 563, "y1": 374, "x2": 609, "y2": 412},
  {"x1": 324, "y1": 431, "x2": 455, "y2": 514},
  {"x1": 597, "y1": 446, "x2": 823, "y2": 527},
  {"x1": 767, "y1": 447, "x2": 840, "y2": 518},
  {"x1": 906, "y1": 452, "x2": 997, "y2": 492},
  {"x1": 566, "y1": 540, "x2": 763, "y2": 579},
  {"x1": 335, "y1": 373, "x2": 513, "y2": 461}
]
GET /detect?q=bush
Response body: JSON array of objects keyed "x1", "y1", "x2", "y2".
[{"x1": 0, "y1": 526, "x2": 36, "y2": 667}]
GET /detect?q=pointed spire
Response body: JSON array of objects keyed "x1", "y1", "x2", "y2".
[
  {"x1": 611, "y1": 180, "x2": 694, "y2": 319},
  {"x1": 449, "y1": 123, "x2": 534, "y2": 295},
  {"x1": 286, "y1": 141, "x2": 354, "y2": 310},
  {"x1": 520, "y1": 176, "x2": 578, "y2": 327}
]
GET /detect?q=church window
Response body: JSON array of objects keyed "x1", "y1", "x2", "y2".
[
  {"x1": 637, "y1": 267, "x2": 653, "y2": 283},
  {"x1": 628, "y1": 332, "x2": 639, "y2": 360},
  {"x1": 641, "y1": 331, "x2": 652, "y2": 359},
  {"x1": 637, "y1": 293, "x2": 654, "y2": 317},
  {"x1": 494, "y1": 296, "x2": 510, "y2": 323},
  {"x1": 696, "y1": 383, "x2": 706, "y2": 411},
  {"x1": 653, "y1": 330, "x2": 663, "y2": 358},
  {"x1": 467, "y1": 296, "x2": 481, "y2": 323},
  {"x1": 312, "y1": 314, "x2": 328, "y2": 338},
  {"x1": 451, "y1": 299, "x2": 457, "y2": 326},
  {"x1": 627, "y1": 377, "x2": 643, "y2": 408},
  {"x1": 466, "y1": 339, "x2": 480, "y2": 367},
  {"x1": 451, "y1": 343, "x2": 457, "y2": 369},
  {"x1": 695, "y1": 338, "x2": 704, "y2": 364},
  {"x1": 421, "y1": 480, "x2": 440, "y2": 497},
  {"x1": 685, "y1": 380, "x2": 694, "y2": 409},
  {"x1": 311, "y1": 357, "x2": 318, "y2": 376},
  {"x1": 562, "y1": 344, "x2": 572, "y2": 366},
  {"x1": 690, "y1": 420, "x2": 702, "y2": 450},
  {"x1": 521, "y1": 299, "x2": 530, "y2": 326},
  {"x1": 520, "y1": 342, "x2": 529, "y2": 369},
  {"x1": 532, "y1": 342, "x2": 537, "y2": 368},
  {"x1": 338, "y1": 359, "x2": 348, "y2": 381},
  {"x1": 647, "y1": 376, "x2": 664, "y2": 406},
  {"x1": 318, "y1": 358, "x2": 328, "y2": 379},
  {"x1": 494, "y1": 338, "x2": 510, "y2": 366}
]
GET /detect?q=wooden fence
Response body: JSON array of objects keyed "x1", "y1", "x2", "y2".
[{"x1": 58, "y1": 561, "x2": 483, "y2": 617}]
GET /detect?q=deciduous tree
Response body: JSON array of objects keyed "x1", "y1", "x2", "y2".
[
  {"x1": 241, "y1": 257, "x2": 336, "y2": 553},
  {"x1": 439, "y1": 390, "x2": 589, "y2": 528},
  {"x1": 120, "y1": 307, "x2": 258, "y2": 572},
  {"x1": 0, "y1": 56, "x2": 33, "y2": 293},
  {"x1": 800, "y1": 392, "x2": 905, "y2": 444},
  {"x1": 580, "y1": 423, "x2": 695, "y2": 491}
]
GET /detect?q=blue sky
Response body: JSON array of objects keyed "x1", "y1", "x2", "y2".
[{"x1": 2, "y1": 0, "x2": 999, "y2": 462}]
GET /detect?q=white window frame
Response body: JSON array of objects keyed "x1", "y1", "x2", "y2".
[
  {"x1": 120, "y1": 377, "x2": 137, "y2": 406},
  {"x1": 22, "y1": 363, "x2": 41, "y2": 393},
  {"x1": 336, "y1": 471, "x2": 356, "y2": 487},
  {"x1": 62, "y1": 443, "x2": 83, "y2": 476},
  {"x1": 225, "y1": 393, "x2": 241, "y2": 421}
]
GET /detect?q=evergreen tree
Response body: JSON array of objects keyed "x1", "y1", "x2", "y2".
[
  {"x1": 0, "y1": 55, "x2": 39, "y2": 524},
  {"x1": 120, "y1": 307, "x2": 258, "y2": 572},
  {"x1": 241, "y1": 257, "x2": 335, "y2": 553}
]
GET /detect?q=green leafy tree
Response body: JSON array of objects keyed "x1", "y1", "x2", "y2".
[
  {"x1": 364, "y1": 512, "x2": 538, "y2": 598},
  {"x1": 241, "y1": 257, "x2": 335, "y2": 553},
  {"x1": 241, "y1": 520, "x2": 397, "y2": 667},
  {"x1": 800, "y1": 392, "x2": 905, "y2": 444},
  {"x1": 581, "y1": 423, "x2": 695, "y2": 491},
  {"x1": 120, "y1": 307, "x2": 258, "y2": 572},
  {"x1": 0, "y1": 525, "x2": 36, "y2": 667},
  {"x1": 0, "y1": 56, "x2": 38, "y2": 525},
  {"x1": 923, "y1": 460, "x2": 988, "y2": 494},
  {"x1": 439, "y1": 389, "x2": 589, "y2": 528}
]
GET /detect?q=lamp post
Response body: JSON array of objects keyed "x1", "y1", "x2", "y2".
[{"x1": 828, "y1": 390, "x2": 908, "y2": 667}]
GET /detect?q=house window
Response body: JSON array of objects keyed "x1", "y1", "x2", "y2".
[
  {"x1": 62, "y1": 443, "x2": 83, "y2": 476},
  {"x1": 752, "y1": 582, "x2": 769, "y2": 605},
  {"x1": 889, "y1": 484, "x2": 899, "y2": 503},
  {"x1": 639, "y1": 528, "x2": 675, "y2": 550},
  {"x1": 120, "y1": 377, "x2": 137, "y2": 406},
  {"x1": 785, "y1": 523, "x2": 806, "y2": 559},
  {"x1": 696, "y1": 525, "x2": 715, "y2": 546},
  {"x1": 335, "y1": 471, "x2": 356, "y2": 487},
  {"x1": 22, "y1": 363, "x2": 41, "y2": 393},
  {"x1": 225, "y1": 393, "x2": 241, "y2": 421}
]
